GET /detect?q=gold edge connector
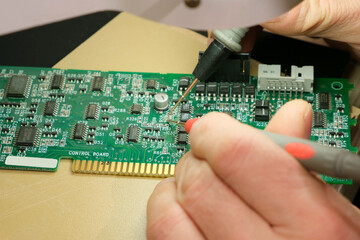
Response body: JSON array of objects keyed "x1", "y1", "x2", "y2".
[{"x1": 72, "y1": 160, "x2": 175, "y2": 177}]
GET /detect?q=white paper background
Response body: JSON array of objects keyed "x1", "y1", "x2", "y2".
[{"x1": 1, "y1": 0, "x2": 301, "y2": 35}]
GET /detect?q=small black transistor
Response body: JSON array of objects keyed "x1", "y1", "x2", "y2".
[
  {"x1": 232, "y1": 83, "x2": 242, "y2": 97},
  {"x1": 178, "y1": 77, "x2": 190, "y2": 90},
  {"x1": 219, "y1": 82, "x2": 230, "y2": 96},
  {"x1": 207, "y1": 82, "x2": 218, "y2": 96},
  {"x1": 245, "y1": 84, "x2": 256, "y2": 96},
  {"x1": 195, "y1": 82, "x2": 205, "y2": 95}
]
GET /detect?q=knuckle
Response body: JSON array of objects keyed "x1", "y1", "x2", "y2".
[
  {"x1": 295, "y1": 0, "x2": 327, "y2": 34},
  {"x1": 212, "y1": 131, "x2": 256, "y2": 180},
  {"x1": 146, "y1": 207, "x2": 185, "y2": 240},
  {"x1": 178, "y1": 160, "x2": 213, "y2": 209}
]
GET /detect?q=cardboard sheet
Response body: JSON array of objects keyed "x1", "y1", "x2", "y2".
[{"x1": 0, "y1": 12, "x2": 208, "y2": 239}]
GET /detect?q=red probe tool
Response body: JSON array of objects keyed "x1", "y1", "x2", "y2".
[{"x1": 169, "y1": 118, "x2": 360, "y2": 183}]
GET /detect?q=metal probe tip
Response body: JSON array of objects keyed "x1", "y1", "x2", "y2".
[
  {"x1": 168, "y1": 78, "x2": 199, "y2": 115},
  {"x1": 167, "y1": 119, "x2": 186, "y2": 126}
]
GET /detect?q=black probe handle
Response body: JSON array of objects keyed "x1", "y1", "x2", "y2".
[{"x1": 192, "y1": 39, "x2": 231, "y2": 82}]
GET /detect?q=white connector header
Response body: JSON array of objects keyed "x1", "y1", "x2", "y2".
[{"x1": 258, "y1": 64, "x2": 314, "y2": 93}]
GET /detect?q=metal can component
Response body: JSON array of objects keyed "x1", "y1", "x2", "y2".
[{"x1": 154, "y1": 93, "x2": 169, "y2": 111}]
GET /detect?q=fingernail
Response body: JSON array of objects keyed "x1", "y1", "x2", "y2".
[
  {"x1": 185, "y1": 118, "x2": 200, "y2": 133},
  {"x1": 304, "y1": 103, "x2": 313, "y2": 139},
  {"x1": 304, "y1": 103, "x2": 312, "y2": 119}
]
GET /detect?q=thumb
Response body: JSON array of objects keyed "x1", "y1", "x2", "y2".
[
  {"x1": 261, "y1": 0, "x2": 360, "y2": 46},
  {"x1": 265, "y1": 99, "x2": 313, "y2": 139}
]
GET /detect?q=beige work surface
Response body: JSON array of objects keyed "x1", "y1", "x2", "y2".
[{"x1": 0, "y1": 12, "x2": 208, "y2": 240}]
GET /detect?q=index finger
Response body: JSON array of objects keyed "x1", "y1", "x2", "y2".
[{"x1": 188, "y1": 112, "x2": 329, "y2": 228}]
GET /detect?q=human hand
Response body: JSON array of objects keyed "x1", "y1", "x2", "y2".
[
  {"x1": 147, "y1": 100, "x2": 360, "y2": 240},
  {"x1": 261, "y1": 0, "x2": 360, "y2": 58}
]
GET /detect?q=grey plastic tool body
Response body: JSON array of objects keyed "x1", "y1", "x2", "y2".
[{"x1": 262, "y1": 131, "x2": 360, "y2": 183}]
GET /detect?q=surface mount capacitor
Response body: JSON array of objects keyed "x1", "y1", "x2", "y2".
[{"x1": 154, "y1": 93, "x2": 169, "y2": 111}]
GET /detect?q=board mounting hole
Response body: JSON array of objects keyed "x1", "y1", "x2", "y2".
[{"x1": 331, "y1": 82, "x2": 343, "y2": 90}]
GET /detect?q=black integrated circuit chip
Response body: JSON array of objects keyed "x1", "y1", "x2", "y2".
[
  {"x1": 255, "y1": 100, "x2": 270, "y2": 109},
  {"x1": 5, "y1": 75, "x2": 30, "y2": 98},
  {"x1": 245, "y1": 84, "x2": 256, "y2": 96},
  {"x1": 43, "y1": 100, "x2": 57, "y2": 116},
  {"x1": 131, "y1": 104, "x2": 143, "y2": 114},
  {"x1": 318, "y1": 92, "x2": 331, "y2": 109},
  {"x1": 177, "y1": 125, "x2": 186, "y2": 133},
  {"x1": 16, "y1": 126, "x2": 38, "y2": 146},
  {"x1": 127, "y1": 125, "x2": 140, "y2": 143},
  {"x1": 180, "y1": 113, "x2": 191, "y2": 122},
  {"x1": 91, "y1": 76, "x2": 105, "y2": 91},
  {"x1": 195, "y1": 82, "x2": 205, "y2": 95},
  {"x1": 313, "y1": 111, "x2": 326, "y2": 128},
  {"x1": 146, "y1": 79, "x2": 156, "y2": 90},
  {"x1": 73, "y1": 123, "x2": 87, "y2": 140},
  {"x1": 85, "y1": 104, "x2": 99, "y2": 119},
  {"x1": 219, "y1": 82, "x2": 230, "y2": 96},
  {"x1": 255, "y1": 108, "x2": 270, "y2": 121},
  {"x1": 207, "y1": 82, "x2": 218, "y2": 96},
  {"x1": 177, "y1": 133, "x2": 188, "y2": 145},
  {"x1": 232, "y1": 83, "x2": 242, "y2": 97},
  {"x1": 180, "y1": 104, "x2": 191, "y2": 113},
  {"x1": 50, "y1": 74, "x2": 64, "y2": 89}
]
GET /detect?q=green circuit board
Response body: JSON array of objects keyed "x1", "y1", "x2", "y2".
[{"x1": 0, "y1": 66, "x2": 356, "y2": 184}]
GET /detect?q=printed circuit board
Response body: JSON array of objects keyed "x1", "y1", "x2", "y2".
[{"x1": 0, "y1": 65, "x2": 356, "y2": 184}]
